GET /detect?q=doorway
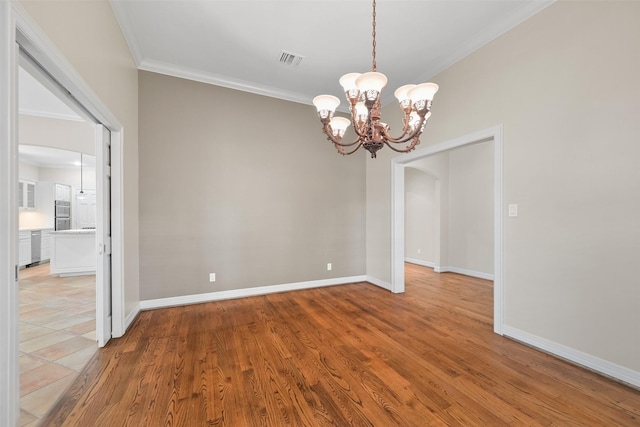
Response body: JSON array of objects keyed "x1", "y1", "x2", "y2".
[
  {"x1": 1, "y1": 7, "x2": 126, "y2": 424},
  {"x1": 17, "y1": 63, "x2": 104, "y2": 424},
  {"x1": 391, "y1": 125, "x2": 504, "y2": 334}
]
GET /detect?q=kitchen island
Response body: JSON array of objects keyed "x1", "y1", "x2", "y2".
[{"x1": 50, "y1": 229, "x2": 96, "y2": 276}]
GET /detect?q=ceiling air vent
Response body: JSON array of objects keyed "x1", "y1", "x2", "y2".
[{"x1": 279, "y1": 50, "x2": 304, "y2": 67}]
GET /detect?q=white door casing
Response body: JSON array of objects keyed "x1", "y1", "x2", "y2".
[
  {"x1": 1, "y1": 4, "x2": 128, "y2": 423},
  {"x1": 0, "y1": 3, "x2": 20, "y2": 424},
  {"x1": 96, "y1": 125, "x2": 112, "y2": 347}
]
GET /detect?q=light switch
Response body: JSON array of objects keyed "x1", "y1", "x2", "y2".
[{"x1": 508, "y1": 204, "x2": 518, "y2": 217}]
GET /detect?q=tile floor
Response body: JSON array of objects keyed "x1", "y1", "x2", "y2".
[{"x1": 18, "y1": 263, "x2": 97, "y2": 427}]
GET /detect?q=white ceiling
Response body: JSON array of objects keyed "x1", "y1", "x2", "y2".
[
  {"x1": 111, "y1": 0, "x2": 553, "y2": 107},
  {"x1": 18, "y1": 68, "x2": 90, "y2": 168},
  {"x1": 19, "y1": 67, "x2": 83, "y2": 121}
]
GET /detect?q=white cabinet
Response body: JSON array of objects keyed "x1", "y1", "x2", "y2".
[
  {"x1": 19, "y1": 231, "x2": 31, "y2": 267},
  {"x1": 18, "y1": 180, "x2": 37, "y2": 210},
  {"x1": 50, "y1": 230, "x2": 96, "y2": 276},
  {"x1": 55, "y1": 183, "x2": 71, "y2": 202},
  {"x1": 36, "y1": 181, "x2": 56, "y2": 229},
  {"x1": 41, "y1": 229, "x2": 52, "y2": 261}
]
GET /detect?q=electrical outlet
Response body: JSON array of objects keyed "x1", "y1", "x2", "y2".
[
  {"x1": 327, "y1": 263, "x2": 332, "y2": 271},
  {"x1": 209, "y1": 273, "x2": 216, "y2": 282},
  {"x1": 418, "y1": 249, "x2": 421, "y2": 255}
]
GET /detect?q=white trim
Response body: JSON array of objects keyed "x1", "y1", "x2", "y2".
[
  {"x1": 433, "y1": 266, "x2": 494, "y2": 281},
  {"x1": 18, "y1": 107, "x2": 84, "y2": 122},
  {"x1": 366, "y1": 275, "x2": 393, "y2": 292},
  {"x1": 493, "y1": 125, "x2": 505, "y2": 334},
  {"x1": 405, "y1": 258, "x2": 435, "y2": 269},
  {"x1": 391, "y1": 125, "x2": 504, "y2": 335},
  {"x1": 109, "y1": 1, "x2": 143, "y2": 67},
  {"x1": 140, "y1": 276, "x2": 368, "y2": 311},
  {"x1": 139, "y1": 58, "x2": 312, "y2": 107},
  {"x1": 503, "y1": 325, "x2": 640, "y2": 389},
  {"x1": 110, "y1": 130, "x2": 126, "y2": 338},
  {"x1": 125, "y1": 302, "x2": 140, "y2": 331},
  {"x1": 12, "y1": 2, "x2": 127, "y2": 340},
  {"x1": 0, "y1": 3, "x2": 20, "y2": 424}
]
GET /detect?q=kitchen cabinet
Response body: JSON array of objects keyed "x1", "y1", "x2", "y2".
[
  {"x1": 50, "y1": 230, "x2": 96, "y2": 276},
  {"x1": 19, "y1": 231, "x2": 31, "y2": 267},
  {"x1": 55, "y1": 183, "x2": 71, "y2": 202},
  {"x1": 18, "y1": 179, "x2": 37, "y2": 210},
  {"x1": 41, "y1": 229, "x2": 52, "y2": 261},
  {"x1": 36, "y1": 181, "x2": 56, "y2": 229}
]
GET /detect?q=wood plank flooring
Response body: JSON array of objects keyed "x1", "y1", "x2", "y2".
[{"x1": 41, "y1": 263, "x2": 640, "y2": 426}]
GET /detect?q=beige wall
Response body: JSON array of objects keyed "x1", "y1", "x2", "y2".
[
  {"x1": 19, "y1": 1, "x2": 140, "y2": 318},
  {"x1": 404, "y1": 141, "x2": 493, "y2": 276},
  {"x1": 19, "y1": 114, "x2": 95, "y2": 155},
  {"x1": 405, "y1": 168, "x2": 437, "y2": 264},
  {"x1": 138, "y1": 71, "x2": 366, "y2": 300},
  {"x1": 448, "y1": 141, "x2": 493, "y2": 275},
  {"x1": 367, "y1": 1, "x2": 640, "y2": 373}
]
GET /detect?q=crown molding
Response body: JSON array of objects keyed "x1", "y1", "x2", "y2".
[
  {"x1": 109, "y1": 0, "x2": 143, "y2": 67},
  {"x1": 139, "y1": 58, "x2": 313, "y2": 106}
]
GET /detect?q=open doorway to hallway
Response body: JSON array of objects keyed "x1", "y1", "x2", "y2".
[
  {"x1": 404, "y1": 140, "x2": 495, "y2": 281},
  {"x1": 391, "y1": 125, "x2": 504, "y2": 334}
]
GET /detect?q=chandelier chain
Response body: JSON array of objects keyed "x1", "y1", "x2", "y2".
[{"x1": 372, "y1": 0, "x2": 377, "y2": 72}]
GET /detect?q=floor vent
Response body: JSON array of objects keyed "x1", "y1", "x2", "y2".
[{"x1": 279, "y1": 50, "x2": 304, "y2": 67}]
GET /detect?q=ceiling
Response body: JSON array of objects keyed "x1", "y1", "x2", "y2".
[
  {"x1": 18, "y1": 68, "x2": 92, "y2": 168},
  {"x1": 19, "y1": 67, "x2": 83, "y2": 121},
  {"x1": 111, "y1": 0, "x2": 553, "y2": 107}
]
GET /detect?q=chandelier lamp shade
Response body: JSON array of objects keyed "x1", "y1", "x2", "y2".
[{"x1": 312, "y1": 0, "x2": 439, "y2": 158}]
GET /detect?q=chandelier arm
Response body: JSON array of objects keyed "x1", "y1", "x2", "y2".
[
  {"x1": 335, "y1": 142, "x2": 364, "y2": 156},
  {"x1": 380, "y1": 125, "x2": 421, "y2": 144},
  {"x1": 322, "y1": 124, "x2": 365, "y2": 147},
  {"x1": 383, "y1": 137, "x2": 421, "y2": 154},
  {"x1": 379, "y1": 113, "x2": 430, "y2": 144}
]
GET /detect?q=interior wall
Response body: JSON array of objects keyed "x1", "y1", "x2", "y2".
[
  {"x1": 406, "y1": 153, "x2": 450, "y2": 271},
  {"x1": 18, "y1": 161, "x2": 38, "y2": 181},
  {"x1": 138, "y1": 71, "x2": 366, "y2": 300},
  {"x1": 38, "y1": 165, "x2": 96, "y2": 190},
  {"x1": 19, "y1": 0, "x2": 140, "y2": 317},
  {"x1": 366, "y1": 1, "x2": 640, "y2": 375},
  {"x1": 404, "y1": 168, "x2": 437, "y2": 265},
  {"x1": 448, "y1": 141, "x2": 493, "y2": 276},
  {"x1": 19, "y1": 114, "x2": 95, "y2": 154}
]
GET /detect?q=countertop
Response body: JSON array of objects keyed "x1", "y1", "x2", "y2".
[{"x1": 50, "y1": 229, "x2": 96, "y2": 235}]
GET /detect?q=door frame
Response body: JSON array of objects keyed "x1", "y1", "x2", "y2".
[
  {"x1": 390, "y1": 125, "x2": 504, "y2": 335},
  {"x1": 1, "y1": 4, "x2": 126, "y2": 424}
]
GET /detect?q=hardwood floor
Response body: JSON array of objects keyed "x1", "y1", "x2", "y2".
[{"x1": 42, "y1": 263, "x2": 640, "y2": 426}]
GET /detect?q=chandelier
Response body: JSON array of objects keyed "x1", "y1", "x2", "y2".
[{"x1": 312, "y1": 0, "x2": 439, "y2": 158}]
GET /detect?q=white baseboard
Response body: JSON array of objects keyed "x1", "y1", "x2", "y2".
[
  {"x1": 124, "y1": 303, "x2": 140, "y2": 332},
  {"x1": 365, "y1": 275, "x2": 392, "y2": 291},
  {"x1": 405, "y1": 258, "x2": 435, "y2": 268},
  {"x1": 435, "y1": 266, "x2": 494, "y2": 281},
  {"x1": 140, "y1": 275, "x2": 368, "y2": 311},
  {"x1": 503, "y1": 325, "x2": 640, "y2": 389}
]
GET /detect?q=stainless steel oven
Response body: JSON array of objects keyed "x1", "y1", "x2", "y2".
[
  {"x1": 54, "y1": 200, "x2": 70, "y2": 218},
  {"x1": 54, "y1": 200, "x2": 71, "y2": 231},
  {"x1": 55, "y1": 217, "x2": 71, "y2": 231}
]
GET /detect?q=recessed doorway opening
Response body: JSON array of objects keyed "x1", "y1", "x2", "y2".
[{"x1": 391, "y1": 125, "x2": 504, "y2": 334}]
